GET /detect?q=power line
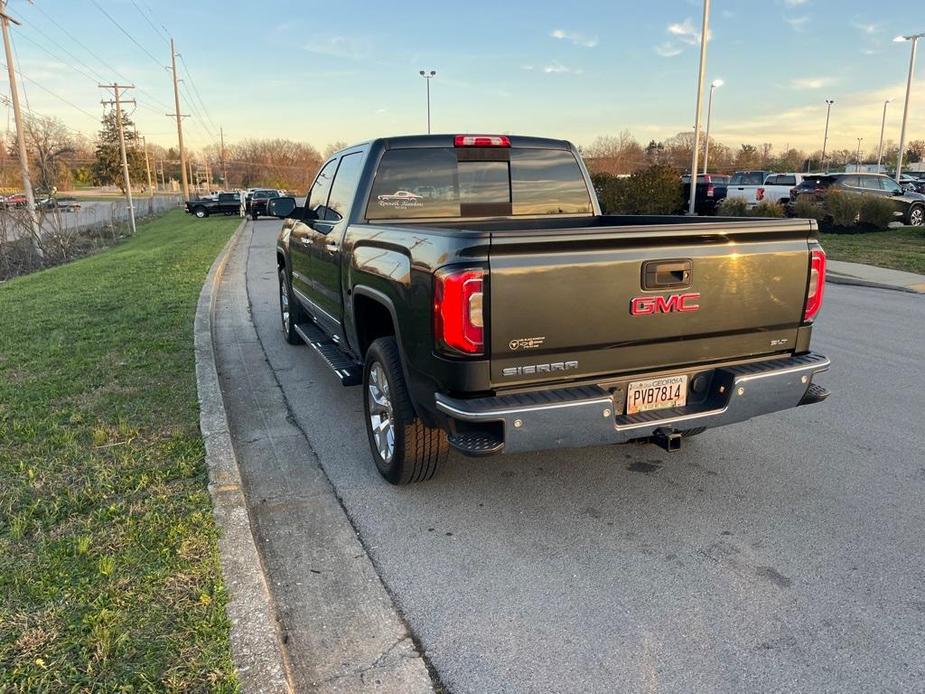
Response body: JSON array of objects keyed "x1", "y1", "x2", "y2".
[
  {"x1": 0, "y1": 61, "x2": 97, "y2": 120},
  {"x1": 131, "y1": 0, "x2": 169, "y2": 44},
  {"x1": 89, "y1": 0, "x2": 162, "y2": 69},
  {"x1": 14, "y1": 31, "x2": 104, "y2": 85},
  {"x1": 178, "y1": 53, "x2": 217, "y2": 134},
  {"x1": 24, "y1": 2, "x2": 171, "y2": 112}
]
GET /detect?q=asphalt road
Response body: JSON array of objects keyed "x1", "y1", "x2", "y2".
[{"x1": 245, "y1": 219, "x2": 925, "y2": 693}]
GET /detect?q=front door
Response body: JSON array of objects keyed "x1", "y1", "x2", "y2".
[
  {"x1": 304, "y1": 152, "x2": 365, "y2": 338},
  {"x1": 290, "y1": 159, "x2": 337, "y2": 299}
]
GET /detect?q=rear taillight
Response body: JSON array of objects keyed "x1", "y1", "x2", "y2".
[
  {"x1": 434, "y1": 268, "x2": 484, "y2": 355},
  {"x1": 804, "y1": 247, "x2": 826, "y2": 322},
  {"x1": 454, "y1": 135, "x2": 511, "y2": 148},
  {"x1": 756, "y1": 187, "x2": 765, "y2": 201}
]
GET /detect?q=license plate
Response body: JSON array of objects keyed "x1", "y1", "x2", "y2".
[{"x1": 626, "y1": 375, "x2": 688, "y2": 415}]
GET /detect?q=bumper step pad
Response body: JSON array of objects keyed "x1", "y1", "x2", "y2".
[
  {"x1": 293, "y1": 322, "x2": 362, "y2": 387},
  {"x1": 447, "y1": 430, "x2": 505, "y2": 457}
]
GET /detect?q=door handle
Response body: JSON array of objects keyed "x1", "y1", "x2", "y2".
[
  {"x1": 642, "y1": 259, "x2": 692, "y2": 289},
  {"x1": 298, "y1": 237, "x2": 311, "y2": 245}
]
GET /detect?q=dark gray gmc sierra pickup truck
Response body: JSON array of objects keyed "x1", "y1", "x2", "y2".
[{"x1": 270, "y1": 134, "x2": 830, "y2": 484}]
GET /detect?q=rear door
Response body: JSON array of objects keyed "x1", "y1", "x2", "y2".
[{"x1": 488, "y1": 220, "x2": 813, "y2": 387}]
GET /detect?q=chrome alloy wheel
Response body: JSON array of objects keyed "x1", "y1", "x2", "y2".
[
  {"x1": 367, "y1": 362, "x2": 394, "y2": 462},
  {"x1": 910, "y1": 206, "x2": 924, "y2": 227},
  {"x1": 279, "y1": 275, "x2": 290, "y2": 333}
]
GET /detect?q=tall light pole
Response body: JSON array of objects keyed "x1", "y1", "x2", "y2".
[
  {"x1": 419, "y1": 69, "x2": 436, "y2": 134},
  {"x1": 876, "y1": 98, "x2": 892, "y2": 170},
  {"x1": 702, "y1": 79, "x2": 723, "y2": 175},
  {"x1": 821, "y1": 99, "x2": 835, "y2": 173},
  {"x1": 856, "y1": 137, "x2": 863, "y2": 171},
  {"x1": 894, "y1": 33, "x2": 923, "y2": 182},
  {"x1": 687, "y1": 0, "x2": 711, "y2": 215}
]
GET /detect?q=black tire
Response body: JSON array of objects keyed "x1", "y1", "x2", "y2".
[
  {"x1": 278, "y1": 267, "x2": 304, "y2": 345},
  {"x1": 251, "y1": 209, "x2": 259, "y2": 220},
  {"x1": 907, "y1": 204, "x2": 924, "y2": 227},
  {"x1": 194, "y1": 205, "x2": 208, "y2": 218},
  {"x1": 363, "y1": 337, "x2": 448, "y2": 484}
]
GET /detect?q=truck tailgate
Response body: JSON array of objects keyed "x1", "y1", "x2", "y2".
[{"x1": 488, "y1": 221, "x2": 814, "y2": 387}]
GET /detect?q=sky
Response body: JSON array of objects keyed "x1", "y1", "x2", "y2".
[{"x1": 4, "y1": 0, "x2": 924, "y2": 158}]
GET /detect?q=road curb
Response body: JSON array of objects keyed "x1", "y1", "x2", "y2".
[
  {"x1": 826, "y1": 273, "x2": 924, "y2": 294},
  {"x1": 194, "y1": 220, "x2": 292, "y2": 693}
]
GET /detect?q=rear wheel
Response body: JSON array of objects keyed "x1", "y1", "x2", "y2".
[
  {"x1": 364, "y1": 337, "x2": 448, "y2": 484},
  {"x1": 908, "y1": 204, "x2": 924, "y2": 227}
]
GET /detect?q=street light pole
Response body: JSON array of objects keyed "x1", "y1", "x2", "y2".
[
  {"x1": 894, "y1": 33, "x2": 923, "y2": 182},
  {"x1": 821, "y1": 99, "x2": 834, "y2": 173},
  {"x1": 687, "y1": 0, "x2": 711, "y2": 215},
  {"x1": 419, "y1": 69, "x2": 436, "y2": 134},
  {"x1": 702, "y1": 79, "x2": 723, "y2": 175},
  {"x1": 876, "y1": 98, "x2": 892, "y2": 171},
  {"x1": 856, "y1": 137, "x2": 863, "y2": 171}
]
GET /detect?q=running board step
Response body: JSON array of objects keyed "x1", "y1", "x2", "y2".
[
  {"x1": 447, "y1": 430, "x2": 505, "y2": 457},
  {"x1": 293, "y1": 322, "x2": 362, "y2": 386}
]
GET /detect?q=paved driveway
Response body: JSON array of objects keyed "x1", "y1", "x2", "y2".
[{"x1": 245, "y1": 220, "x2": 924, "y2": 693}]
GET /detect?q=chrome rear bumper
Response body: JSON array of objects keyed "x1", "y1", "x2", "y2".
[{"x1": 435, "y1": 353, "x2": 830, "y2": 454}]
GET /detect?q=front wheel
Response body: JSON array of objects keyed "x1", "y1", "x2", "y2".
[
  {"x1": 907, "y1": 204, "x2": 924, "y2": 227},
  {"x1": 194, "y1": 206, "x2": 207, "y2": 218},
  {"x1": 364, "y1": 337, "x2": 448, "y2": 484},
  {"x1": 251, "y1": 209, "x2": 259, "y2": 220},
  {"x1": 278, "y1": 267, "x2": 304, "y2": 344}
]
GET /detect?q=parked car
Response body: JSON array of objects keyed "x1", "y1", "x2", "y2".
[
  {"x1": 725, "y1": 172, "x2": 809, "y2": 209},
  {"x1": 37, "y1": 196, "x2": 81, "y2": 212},
  {"x1": 269, "y1": 133, "x2": 830, "y2": 484},
  {"x1": 789, "y1": 173, "x2": 925, "y2": 226},
  {"x1": 897, "y1": 174, "x2": 925, "y2": 194},
  {"x1": 680, "y1": 174, "x2": 729, "y2": 215},
  {"x1": 246, "y1": 189, "x2": 281, "y2": 219},
  {"x1": 3, "y1": 193, "x2": 27, "y2": 208},
  {"x1": 185, "y1": 192, "x2": 241, "y2": 218}
]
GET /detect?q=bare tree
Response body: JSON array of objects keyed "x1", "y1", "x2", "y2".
[{"x1": 11, "y1": 114, "x2": 77, "y2": 193}]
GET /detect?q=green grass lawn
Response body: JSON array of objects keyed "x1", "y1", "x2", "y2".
[
  {"x1": 821, "y1": 226, "x2": 925, "y2": 275},
  {"x1": 0, "y1": 210, "x2": 240, "y2": 690}
]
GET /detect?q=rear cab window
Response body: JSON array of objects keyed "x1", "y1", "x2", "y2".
[{"x1": 366, "y1": 147, "x2": 592, "y2": 220}]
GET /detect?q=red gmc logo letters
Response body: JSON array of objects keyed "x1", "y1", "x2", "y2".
[{"x1": 630, "y1": 292, "x2": 701, "y2": 316}]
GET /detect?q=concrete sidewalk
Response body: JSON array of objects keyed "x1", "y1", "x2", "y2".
[
  {"x1": 209, "y1": 222, "x2": 434, "y2": 693},
  {"x1": 827, "y1": 259, "x2": 925, "y2": 294}
]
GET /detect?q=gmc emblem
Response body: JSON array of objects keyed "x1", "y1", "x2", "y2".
[{"x1": 630, "y1": 292, "x2": 701, "y2": 316}]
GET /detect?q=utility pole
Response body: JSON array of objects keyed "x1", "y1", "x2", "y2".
[
  {"x1": 687, "y1": 0, "x2": 711, "y2": 215},
  {"x1": 894, "y1": 33, "x2": 923, "y2": 182},
  {"x1": 0, "y1": 1, "x2": 40, "y2": 252},
  {"x1": 821, "y1": 99, "x2": 834, "y2": 173},
  {"x1": 157, "y1": 160, "x2": 165, "y2": 190},
  {"x1": 220, "y1": 126, "x2": 228, "y2": 189},
  {"x1": 141, "y1": 135, "x2": 153, "y2": 196},
  {"x1": 168, "y1": 38, "x2": 190, "y2": 201},
  {"x1": 99, "y1": 83, "x2": 136, "y2": 236},
  {"x1": 856, "y1": 137, "x2": 863, "y2": 171},
  {"x1": 877, "y1": 98, "x2": 892, "y2": 171}
]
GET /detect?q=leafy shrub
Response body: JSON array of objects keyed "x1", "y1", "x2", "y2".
[
  {"x1": 594, "y1": 165, "x2": 682, "y2": 215},
  {"x1": 749, "y1": 200, "x2": 785, "y2": 218},
  {"x1": 792, "y1": 197, "x2": 825, "y2": 221},
  {"x1": 717, "y1": 197, "x2": 748, "y2": 217},
  {"x1": 858, "y1": 195, "x2": 897, "y2": 230},
  {"x1": 824, "y1": 190, "x2": 863, "y2": 228}
]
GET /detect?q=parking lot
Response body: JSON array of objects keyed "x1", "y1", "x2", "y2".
[{"x1": 233, "y1": 220, "x2": 924, "y2": 692}]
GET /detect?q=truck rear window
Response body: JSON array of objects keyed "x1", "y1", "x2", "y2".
[{"x1": 366, "y1": 148, "x2": 592, "y2": 219}]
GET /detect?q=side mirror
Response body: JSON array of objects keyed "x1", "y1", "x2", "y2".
[
  {"x1": 893, "y1": 189, "x2": 904, "y2": 196},
  {"x1": 267, "y1": 196, "x2": 298, "y2": 218}
]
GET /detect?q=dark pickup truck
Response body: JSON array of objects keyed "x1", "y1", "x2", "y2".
[
  {"x1": 270, "y1": 134, "x2": 830, "y2": 484},
  {"x1": 186, "y1": 192, "x2": 241, "y2": 218}
]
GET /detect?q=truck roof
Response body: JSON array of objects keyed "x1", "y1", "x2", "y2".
[{"x1": 333, "y1": 134, "x2": 574, "y2": 156}]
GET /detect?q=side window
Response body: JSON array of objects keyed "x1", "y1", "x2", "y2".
[
  {"x1": 324, "y1": 152, "x2": 364, "y2": 222},
  {"x1": 860, "y1": 175, "x2": 880, "y2": 190},
  {"x1": 306, "y1": 159, "x2": 338, "y2": 218},
  {"x1": 778, "y1": 175, "x2": 796, "y2": 186},
  {"x1": 880, "y1": 177, "x2": 902, "y2": 194},
  {"x1": 839, "y1": 175, "x2": 860, "y2": 188}
]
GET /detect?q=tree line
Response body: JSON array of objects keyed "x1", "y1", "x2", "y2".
[
  {"x1": 3, "y1": 114, "x2": 923, "y2": 196},
  {"x1": 582, "y1": 129, "x2": 925, "y2": 176}
]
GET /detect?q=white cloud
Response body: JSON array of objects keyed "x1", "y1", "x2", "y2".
[
  {"x1": 790, "y1": 77, "x2": 835, "y2": 90},
  {"x1": 667, "y1": 18, "x2": 709, "y2": 46},
  {"x1": 521, "y1": 64, "x2": 534, "y2": 71},
  {"x1": 852, "y1": 20, "x2": 880, "y2": 35},
  {"x1": 784, "y1": 0, "x2": 810, "y2": 6},
  {"x1": 543, "y1": 61, "x2": 583, "y2": 75},
  {"x1": 654, "y1": 42, "x2": 683, "y2": 58},
  {"x1": 550, "y1": 29, "x2": 598, "y2": 48},
  {"x1": 783, "y1": 16, "x2": 810, "y2": 31},
  {"x1": 304, "y1": 36, "x2": 369, "y2": 60}
]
